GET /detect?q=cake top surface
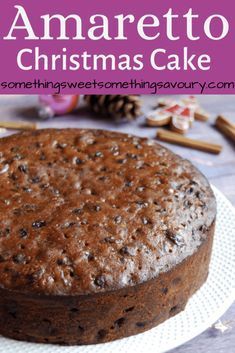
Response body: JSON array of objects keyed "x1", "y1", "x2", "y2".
[{"x1": 0, "y1": 129, "x2": 216, "y2": 296}]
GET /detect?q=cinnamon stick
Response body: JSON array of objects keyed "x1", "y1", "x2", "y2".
[
  {"x1": 0, "y1": 121, "x2": 37, "y2": 130},
  {"x1": 215, "y1": 116, "x2": 235, "y2": 142},
  {"x1": 157, "y1": 129, "x2": 222, "y2": 154},
  {"x1": 194, "y1": 110, "x2": 209, "y2": 122},
  {"x1": 216, "y1": 115, "x2": 235, "y2": 130}
]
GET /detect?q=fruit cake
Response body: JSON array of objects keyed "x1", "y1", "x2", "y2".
[{"x1": 0, "y1": 129, "x2": 216, "y2": 345}]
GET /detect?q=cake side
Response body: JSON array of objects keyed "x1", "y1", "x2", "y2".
[
  {"x1": 0, "y1": 129, "x2": 216, "y2": 296},
  {"x1": 0, "y1": 220, "x2": 215, "y2": 345}
]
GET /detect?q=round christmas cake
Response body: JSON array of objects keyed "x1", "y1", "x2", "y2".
[{"x1": 0, "y1": 129, "x2": 216, "y2": 345}]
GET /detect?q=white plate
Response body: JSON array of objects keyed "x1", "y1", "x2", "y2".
[{"x1": 0, "y1": 186, "x2": 234, "y2": 353}]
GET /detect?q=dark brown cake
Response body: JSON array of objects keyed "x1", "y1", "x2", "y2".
[{"x1": 0, "y1": 129, "x2": 216, "y2": 345}]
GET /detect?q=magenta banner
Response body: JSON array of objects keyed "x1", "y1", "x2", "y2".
[{"x1": 0, "y1": 0, "x2": 234, "y2": 94}]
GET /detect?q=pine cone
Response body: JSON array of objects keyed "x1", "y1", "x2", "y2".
[{"x1": 84, "y1": 95, "x2": 142, "y2": 121}]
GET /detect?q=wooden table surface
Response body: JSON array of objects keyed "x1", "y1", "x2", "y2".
[{"x1": 0, "y1": 95, "x2": 234, "y2": 353}]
